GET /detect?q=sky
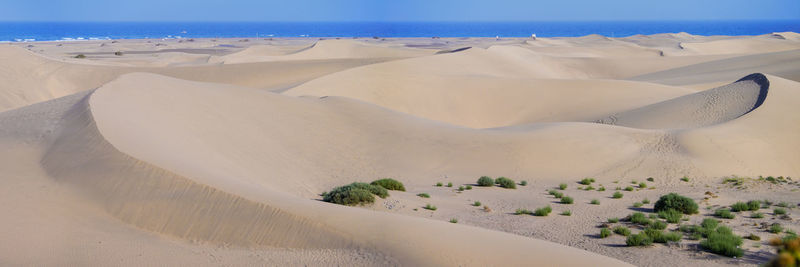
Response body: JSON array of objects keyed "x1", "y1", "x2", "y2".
[{"x1": 1, "y1": 0, "x2": 799, "y2": 22}]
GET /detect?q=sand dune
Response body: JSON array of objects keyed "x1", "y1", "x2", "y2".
[{"x1": 2, "y1": 34, "x2": 800, "y2": 266}]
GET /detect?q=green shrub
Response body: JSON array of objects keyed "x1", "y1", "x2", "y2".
[
  {"x1": 515, "y1": 208, "x2": 532, "y2": 215},
  {"x1": 654, "y1": 193, "x2": 698, "y2": 214},
  {"x1": 633, "y1": 202, "x2": 643, "y2": 208},
  {"x1": 579, "y1": 178, "x2": 595, "y2": 185},
  {"x1": 654, "y1": 231, "x2": 682, "y2": 243},
  {"x1": 446, "y1": 182, "x2": 453, "y2": 187},
  {"x1": 626, "y1": 232, "x2": 653, "y2": 246},
  {"x1": 639, "y1": 182, "x2": 647, "y2": 188},
  {"x1": 778, "y1": 202, "x2": 789, "y2": 208},
  {"x1": 775, "y1": 208, "x2": 787, "y2": 215},
  {"x1": 560, "y1": 210, "x2": 572, "y2": 216},
  {"x1": 458, "y1": 186, "x2": 465, "y2": 191},
  {"x1": 771, "y1": 223, "x2": 784, "y2": 234},
  {"x1": 473, "y1": 201, "x2": 481, "y2": 206},
  {"x1": 650, "y1": 220, "x2": 667, "y2": 230},
  {"x1": 449, "y1": 218, "x2": 458, "y2": 223},
  {"x1": 731, "y1": 202, "x2": 750, "y2": 212},
  {"x1": 647, "y1": 177, "x2": 655, "y2": 182},
  {"x1": 436, "y1": 182, "x2": 443, "y2": 187},
  {"x1": 752, "y1": 212, "x2": 764, "y2": 218},
  {"x1": 642, "y1": 198, "x2": 650, "y2": 204},
  {"x1": 630, "y1": 212, "x2": 650, "y2": 225},
  {"x1": 701, "y1": 228, "x2": 743, "y2": 257},
  {"x1": 614, "y1": 226, "x2": 631, "y2": 236},
  {"x1": 465, "y1": 185, "x2": 472, "y2": 190},
  {"x1": 520, "y1": 180, "x2": 528, "y2": 186},
  {"x1": 74, "y1": 54, "x2": 86, "y2": 58},
  {"x1": 600, "y1": 228, "x2": 612, "y2": 238},
  {"x1": 658, "y1": 209, "x2": 683, "y2": 223},
  {"x1": 702, "y1": 218, "x2": 719, "y2": 229},
  {"x1": 591, "y1": 199, "x2": 600, "y2": 205},
  {"x1": 322, "y1": 182, "x2": 388, "y2": 205},
  {"x1": 624, "y1": 186, "x2": 634, "y2": 191},
  {"x1": 417, "y1": 193, "x2": 430, "y2": 198},
  {"x1": 496, "y1": 177, "x2": 516, "y2": 189},
  {"x1": 715, "y1": 209, "x2": 735, "y2": 219},
  {"x1": 584, "y1": 185, "x2": 595, "y2": 191},
  {"x1": 746, "y1": 233, "x2": 760, "y2": 241},
  {"x1": 747, "y1": 200, "x2": 761, "y2": 211},
  {"x1": 551, "y1": 190, "x2": 564, "y2": 199},
  {"x1": 114, "y1": 51, "x2": 123, "y2": 56},
  {"x1": 533, "y1": 206, "x2": 552, "y2": 216},
  {"x1": 598, "y1": 187, "x2": 606, "y2": 191},
  {"x1": 371, "y1": 178, "x2": 405, "y2": 191},
  {"x1": 681, "y1": 176, "x2": 690, "y2": 182},
  {"x1": 477, "y1": 176, "x2": 494, "y2": 186},
  {"x1": 559, "y1": 183, "x2": 568, "y2": 190},
  {"x1": 424, "y1": 204, "x2": 437, "y2": 211},
  {"x1": 561, "y1": 196, "x2": 574, "y2": 204},
  {"x1": 613, "y1": 192, "x2": 624, "y2": 199},
  {"x1": 608, "y1": 217, "x2": 620, "y2": 223}
]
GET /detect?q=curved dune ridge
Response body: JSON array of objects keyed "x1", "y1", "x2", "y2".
[
  {"x1": 596, "y1": 73, "x2": 769, "y2": 129},
  {"x1": 213, "y1": 39, "x2": 434, "y2": 63},
  {"x1": 32, "y1": 72, "x2": 633, "y2": 266}
]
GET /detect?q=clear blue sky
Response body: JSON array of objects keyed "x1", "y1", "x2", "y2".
[{"x1": 2, "y1": 0, "x2": 799, "y2": 22}]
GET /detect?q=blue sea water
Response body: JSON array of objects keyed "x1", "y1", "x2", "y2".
[{"x1": 1, "y1": 21, "x2": 799, "y2": 42}]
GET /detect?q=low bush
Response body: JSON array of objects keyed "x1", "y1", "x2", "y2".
[
  {"x1": 560, "y1": 210, "x2": 572, "y2": 216},
  {"x1": 584, "y1": 185, "x2": 595, "y2": 191},
  {"x1": 417, "y1": 193, "x2": 430, "y2": 198},
  {"x1": 600, "y1": 228, "x2": 612, "y2": 238},
  {"x1": 477, "y1": 176, "x2": 494, "y2": 186},
  {"x1": 746, "y1": 233, "x2": 760, "y2": 241},
  {"x1": 598, "y1": 187, "x2": 606, "y2": 191},
  {"x1": 747, "y1": 200, "x2": 761, "y2": 211},
  {"x1": 639, "y1": 182, "x2": 647, "y2": 188},
  {"x1": 446, "y1": 182, "x2": 453, "y2": 187},
  {"x1": 731, "y1": 202, "x2": 750, "y2": 212},
  {"x1": 322, "y1": 182, "x2": 388, "y2": 205},
  {"x1": 650, "y1": 220, "x2": 668, "y2": 230},
  {"x1": 465, "y1": 185, "x2": 472, "y2": 190},
  {"x1": 701, "y1": 227, "x2": 743, "y2": 257},
  {"x1": 630, "y1": 212, "x2": 650, "y2": 225},
  {"x1": 449, "y1": 218, "x2": 458, "y2": 223},
  {"x1": 681, "y1": 176, "x2": 690, "y2": 182},
  {"x1": 424, "y1": 204, "x2": 437, "y2": 211},
  {"x1": 614, "y1": 226, "x2": 631, "y2": 236},
  {"x1": 548, "y1": 190, "x2": 564, "y2": 199},
  {"x1": 658, "y1": 209, "x2": 683, "y2": 223},
  {"x1": 654, "y1": 193, "x2": 698, "y2": 214},
  {"x1": 520, "y1": 180, "x2": 528, "y2": 186},
  {"x1": 647, "y1": 177, "x2": 655, "y2": 182},
  {"x1": 608, "y1": 217, "x2": 620, "y2": 223},
  {"x1": 561, "y1": 196, "x2": 574, "y2": 204},
  {"x1": 771, "y1": 223, "x2": 784, "y2": 234},
  {"x1": 613, "y1": 192, "x2": 624, "y2": 199},
  {"x1": 74, "y1": 54, "x2": 86, "y2": 58},
  {"x1": 591, "y1": 199, "x2": 600, "y2": 205},
  {"x1": 653, "y1": 231, "x2": 682, "y2": 243},
  {"x1": 371, "y1": 178, "x2": 405, "y2": 191},
  {"x1": 633, "y1": 202, "x2": 643, "y2": 208},
  {"x1": 114, "y1": 51, "x2": 123, "y2": 56},
  {"x1": 642, "y1": 198, "x2": 650, "y2": 204},
  {"x1": 533, "y1": 206, "x2": 552, "y2": 216},
  {"x1": 626, "y1": 232, "x2": 653, "y2": 246},
  {"x1": 752, "y1": 212, "x2": 764, "y2": 218},
  {"x1": 458, "y1": 186, "x2": 465, "y2": 191},
  {"x1": 515, "y1": 208, "x2": 532, "y2": 215},
  {"x1": 559, "y1": 183, "x2": 568, "y2": 190},
  {"x1": 473, "y1": 201, "x2": 481, "y2": 206},
  {"x1": 436, "y1": 182, "x2": 443, "y2": 187},
  {"x1": 579, "y1": 178, "x2": 595, "y2": 185},
  {"x1": 495, "y1": 177, "x2": 516, "y2": 189},
  {"x1": 778, "y1": 202, "x2": 789, "y2": 208},
  {"x1": 624, "y1": 186, "x2": 634, "y2": 191},
  {"x1": 715, "y1": 209, "x2": 735, "y2": 219},
  {"x1": 775, "y1": 208, "x2": 787, "y2": 215}
]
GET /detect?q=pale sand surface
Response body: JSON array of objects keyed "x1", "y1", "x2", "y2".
[{"x1": 1, "y1": 33, "x2": 800, "y2": 266}]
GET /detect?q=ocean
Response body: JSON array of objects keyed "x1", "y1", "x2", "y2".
[{"x1": 1, "y1": 21, "x2": 799, "y2": 42}]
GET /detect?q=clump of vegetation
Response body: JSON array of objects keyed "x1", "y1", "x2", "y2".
[
  {"x1": 647, "y1": 177, "x2": 655, "y2": 182},
  {"x1": 473, "y1": 201, "x2": 481, "y2": 206},
  {"x1": 584, "y1": 185, "x2": 595, "y2": 191},
  {"x1": 746, "y1": 233, "x2": 761, "y2": 241},
  {"x1": 533, "y1": 206, "x2": 552, "y2": 216},
  {"x1": 436, "y1": 182, "x2": 443, "y2": 187},
  {"x1": 681, "y1": 176, "x2": 690, "y2": 182},
  {"x1": 579, "y1": 178, "x2": 596, "y2": 185},
  {"x1": 598, "y1": 186, "x2": 606, "y2": 191},
  {"x1": 424, "y1": 204, "x2": 437, "y2": 211},
  {"x1": 495, "y1": 177, "x2": 516, "y2": 189},
  {"x1": 114, "y1": 51, "x2": 123, "y2": 56},
  {"x1": 752, "y1": 212, "x2": 765, "y2": 218},
  {"x1": 600, "y1": 228, "x2": 612, "y2": 238},
  {"x1": 371, "y1": 178, "x2": 405, "y2": 191},
  {"x1": 477, "y1": 176, "x2": 494, "y2": 186},
  {"x1": 515, "y1": 208, "x2": 532, "y2": 215},
  {"x1": 446, "y1": 182, "x2": 453, "y2": 187},
  {"x1": 74, "y1": 54, "x2": 86, "y2": 58},
  {"x1": 654, "y1": 193, "x2": 699, "y2": 214},
  {"x1": 770, "y1": 223, "x2": 784, "y2": 234},
  {"x1": 614, "y1": 226, "x2": 631, "y2": 236},
  {"x1": 417, "y1": 193, "x2": 430, "y2": 198},
  {"x1": 608, "y1": 217, "x2": 620, "y2": 223},
  {"x1": 458, "y1": 186, "x2": 465, "y2": 191},
  {"x1": 650, "y1": 220, "x2": 667, "y2": 230},
  {"x1": 777, "y1": 201, "x2": 789, "y2": 208},
  {"x1": 561, "y1": 196, "x2": 574, "y2": 204},
  {"x1": 775, "y1": 208, "x2": 787, "y2": 215},
  {"x1": 630, "y1": 212, "x2": 651, "y2": 225},
  {"x1": 715, "y1": 208, "x2": 735, "y2": 219},
  {"x1": 465, "y1": 185, "x2": 472, "y2": 190},
  {"x1": 548, "y1": 190, "x2": 564, "y2": 199},
  {"x1": 658, "y1": 209, "x2": 683, "y2": 223},
  {"x1": 642, "y1": 198, "x2": 650, "y2": 204},
  {"x1": 449, "y1": 218, "x2": 458, "y2": 223},
  {"x1": 624, "y1": 186, "x2": 634, "y2": 191},
  {"x1": 764, "y1": 236, "x2": 800, "y2": 267},
  {"x1": 701, "y1": 226, "x2": 743, "y2": 257},
  {"x1": 560, "y1": 210, "x2": 572, "y2": 216},
  {"x1": 322, "y1": 182, "x2": 388, "y2": 205},
  {"x1": 591, "y1": 199, "x2": 600, "y2": 205},
  {"x1": 731, "y1": 202, "x2": 751, "y2": 212},
  {"x1": 626, "y1": 232, "x2": 653, "y2": 246},
  {"x1": 639, "y1": 182, "x2": 647, "y2": 188},
  {"x1": 633, "y1": 202, "x2": 643, "y2": 208},
  {"x1": 613, "y1": 192, "x2": 624, "y2": 199},
  {"x1": 747, "y1": 200, "x2": 762, "y2": 210},
  {"x1": 520, "y1": 180, "x2": 528, "y2": 186},
  {"x1": 559, "y1": 183, "x2": 568, "y2": 190}
]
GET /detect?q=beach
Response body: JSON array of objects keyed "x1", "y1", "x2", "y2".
[{"x1": 1, "y1": 32, "x2": 800, "y2": 266}]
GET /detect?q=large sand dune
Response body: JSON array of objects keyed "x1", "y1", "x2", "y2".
[{"x1": 2, "y1": 34, "x2": 800, "y2": 266}]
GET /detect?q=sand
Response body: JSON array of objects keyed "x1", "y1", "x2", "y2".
[{"x1": 1, "y1": 33, "x2": 799, "y2": 266}]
